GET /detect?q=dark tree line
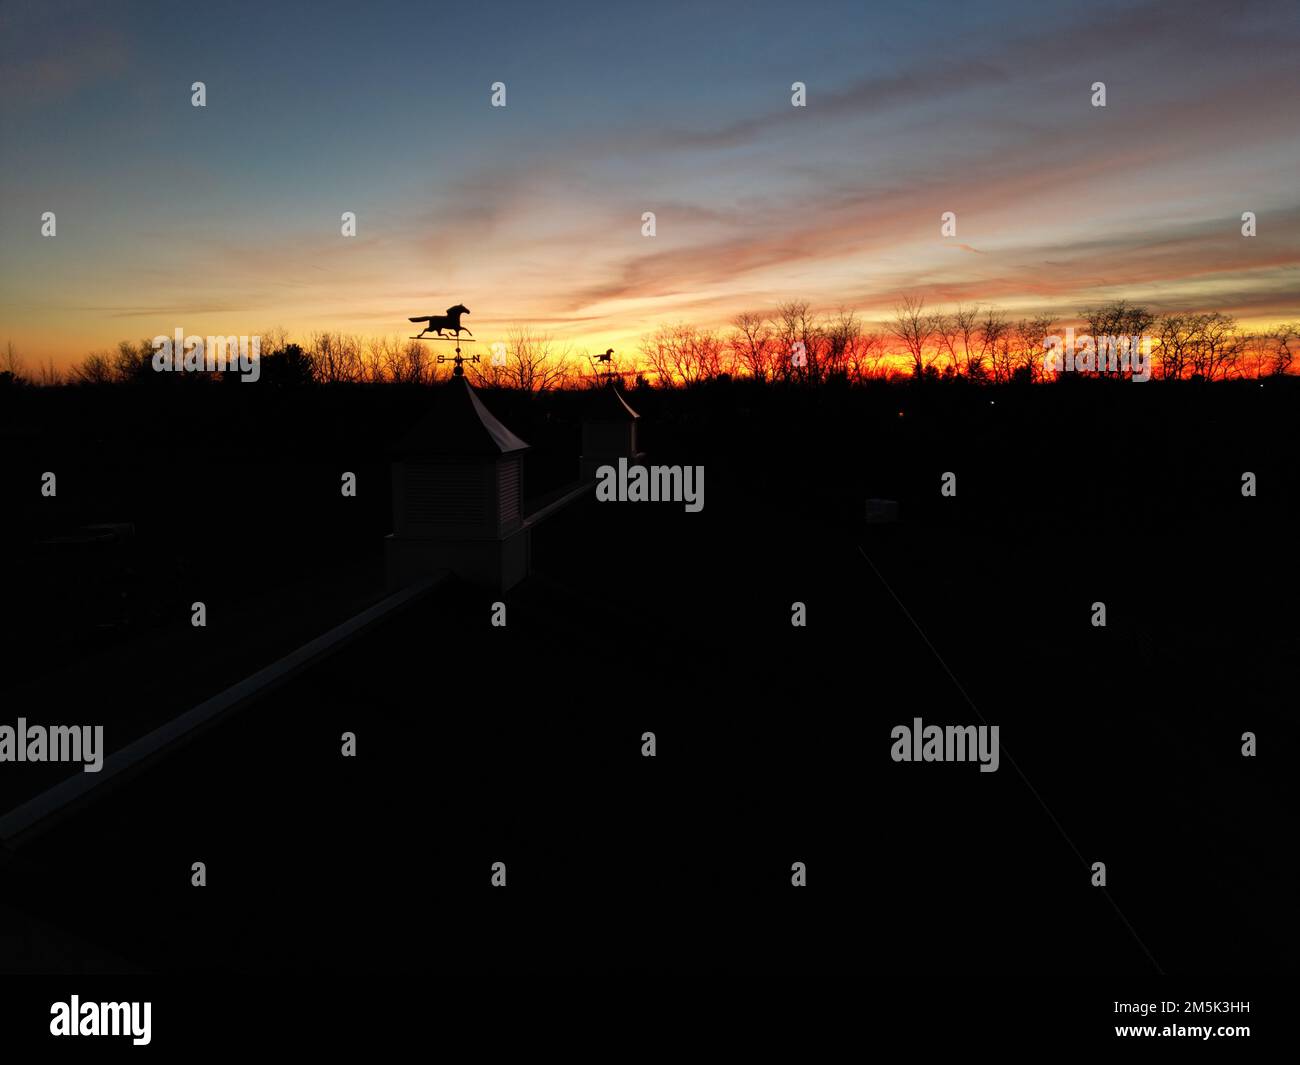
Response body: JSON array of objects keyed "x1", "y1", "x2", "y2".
[{"x1": 7, "y1": 300, "x2": 1296, "y2": 390}]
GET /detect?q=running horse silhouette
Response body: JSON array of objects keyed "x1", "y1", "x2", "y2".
[{"x1": 408, "y1": 304, "x2": 472, "y2": 339}]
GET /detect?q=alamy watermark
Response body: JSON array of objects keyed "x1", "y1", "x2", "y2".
[
  {"x1": 50, "y1": 997, "x2": 150, "y2": 1045},
  {"x1": 151, "y1": 328, "x2": 261, "y2": 382},
  {"x1": 595, "y1": 458, "x2": 704, "y2": 512},
  {"x1": 890, "y1": 717, "x2": 999, "y2": 772},
  {"x1": 0, "y1": 718, "x2": 103, "y2": 772},
  {"x1": 1044, "y1": 327, "x2": 1152, "y2": 381}
]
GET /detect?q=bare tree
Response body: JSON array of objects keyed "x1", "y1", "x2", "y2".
[
  {"x1": 976, "y1": 307, "x2": 1009, "y2": 382},
  {"x1": 933, "y1": 312, "x2": 958, "y2": 375},
  {"x1": 259, "y1": 326, "x2": 291, "y2": 356},
  {"x1": 1265, "y1": 322, "x2": 1299, "y2": 376},
  {"x1": 774, "y1": 300, "x2": 824, "y2": 382},
  {"x1": 3, "y1": 340, "x2": 26, "y2": 382},
  {"x1": 1011, "y1": 314, "x2": 1055, "y2": 382},
  {"x1": 730, "y1": 311, "x2": 774, "y2": 381},
  {"x1": 639, "y1": 324, "x2": 724, "y2": 386},
  {"x1": 639, "y1": 325, "x2": 679, "y2": 385},
  {"x1": 111, "y1": 339, "x2": 152, "y2": 382},
  {"x1": 1184, "y1": 311, "x2": 1242, "y2": 380},
  {"x1": 362, "y1": 336, "x2": 391, "y2": 383},
  {"x1": 500, "y1": 328, "x2": 572, "y2": 392},
  {"x1": 991, "y1": 331, "x2": 1015, "y2": 384},
  {"x1": 890, "y1": 296, "x2": 937, "y2": 378},
  {"x1": 1154, "y1": 313, "x2": 1194, "y2": 380},
  {"x1": 465, "y1": 341, "x2": 509, "y2": 388},
  {"x1": 389, "y1": 339, "x2": 434, "y2": 384},
  {"x1": 309, "y1": 332, "x2": 364, "y2": 383},
  {"x1": 1079, "y1": 300, "x2": 1156, "y2": 378},
  {"x1": 934, "y1": 304, "x2": 981, "y2": 376},
  {"x1": 1080, "y1": 300, "x2": 1156, "y2": 343},
  {"x1": 846, "y1": 329, "x2": 887, "y2": 382},
  {"x1": 70, "y1": 351, "x2": 115, "y2": 385},
  {"x1": 823, "y1": 307, "x2": 862, "y2": 379}
]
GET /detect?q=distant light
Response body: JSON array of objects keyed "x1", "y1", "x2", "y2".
[
  {"x1": 990, "y1": 400, "x2": 995, "y2": 405},
  {"x1": 897, "y1": 411, "x2": 904, "y2": 417}
]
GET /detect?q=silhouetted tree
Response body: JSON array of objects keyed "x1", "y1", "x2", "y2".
[
  {"x1": 774, "y1": 300, "x2": 823, "y2": 383},
  {"x1": 469, "y1": 328, "x2": 571, "y2": 392},
  {"x1": 823, "y1": 307, "x2": 862, "y2": 380},
  {"x1": 978, "y1": 307, "x2": 1009, "y2": 383},
  {"x1": 640, "y1": 324, "x2": 728, "y2": 386},
  {"x1": 1079, "y1": 300, "x2": 1156, "y2": 378},
  {"x1": 846, "y1": 329, "x2": 886, "y2": 383},
  {"x1": 1265, "y1": 323, "x2": 1299, "y2": 376},
  {"x1": 3, "y1": 340, "x2": 26, "y2": 383},
  {"x1": 70, "y1": 351, "x2": 115, "y2": 385},
  {"x1": 1155, "y1": 313, "x2": 1195, "y2": 380},
  {"x1": 730, "y1": 311, "x2": 774, "y2": 382},
  {"x1": 1186, "y1": 312, "x2": 1242, "y2": 381},
  {"x1": 260, "y1": 342, "x2": 315, "y2": 386},
  {"x1": 309, "y1": 332, "x2": 364, "y2": 383},
  {"x1": 890, "y1": 296, "x2": 936, "y2": 379},
  {"x1": 1013, "y1": 315, "x2": 1056, "y2": 382},
  {"x1": 935, "y1": 304, "x2": 980, "y2": 377},
  {"x1": 111, "y1": 339, "x2": 153, "y2": 383}
]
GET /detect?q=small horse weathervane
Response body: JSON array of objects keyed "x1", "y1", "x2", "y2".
[
  {"x1": 408, "y1": 302, "x2": 477, "y2": 376},
  {"x1": 409, "y1": 304, "x2": 472, "y2": 339}
]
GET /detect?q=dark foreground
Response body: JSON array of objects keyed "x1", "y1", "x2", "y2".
[{"x1": 0, "y1": 376, "x2": 1292, "y2": 1048}]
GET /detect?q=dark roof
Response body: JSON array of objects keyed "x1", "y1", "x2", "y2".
[
  {"x1": 586, "y1": 386, "x2": 640, "y2": 422},
  {"x1": 401, "y1": 377, "x2": 530, "y2": 457}
]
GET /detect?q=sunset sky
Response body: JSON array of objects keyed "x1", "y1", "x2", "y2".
[{"x1": 2, "y1": 0, "x2": 1297, "y2": 370}]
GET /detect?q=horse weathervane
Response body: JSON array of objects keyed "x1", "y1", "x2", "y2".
[
  {"x1": 408, "y1": 302, "x2": 477, "y2": 376},
  {"x1": 587, "y1": 347, "x2": 616, "y2": 384}
]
